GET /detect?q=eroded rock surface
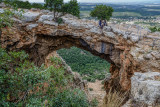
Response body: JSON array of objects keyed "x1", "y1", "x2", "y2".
[
  {"x1": 0, "y1": 9, "x2": 160, "y2": 95},
  {"x1": 131, "y1": 72, "x2": 160, "y2": 105}
]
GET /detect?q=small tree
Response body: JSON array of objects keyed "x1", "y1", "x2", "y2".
[
  {"x1": 44, "y1": 0, "x2": 64, "y2": 20},
  {"x1": 44, "y1": 0, "x2": 80, "y2": 21},
  {"x1": 62, "y1": 0, "x2": 80, "y2": 18},
  {"x1": 90, "y1": 4, "x2": 114, "y2": 25}
]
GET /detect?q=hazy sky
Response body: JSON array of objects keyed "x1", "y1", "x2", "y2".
[{"x1": 27, "y1": 0, "x2": 154, "y2": 3}]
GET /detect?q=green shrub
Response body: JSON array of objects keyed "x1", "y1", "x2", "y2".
[
  {"x1": 56, "y1": 17, "x2": 63, "y2": 24},
  {"x1": 13, "y1": 1, "x2": 32, "y2": 9},
  {"x1": 89, "y1": 88, "x2": 93, "y2": 91},
  {"x1": 0, "y1": 48, "x2": 50, "y2": 106},
  {"x1": 96, "y1": 74, "x2": 106, "y2": 80},
  {"x1": 31, "y1": 3, "x2": 44, "y2": 9},
  {"x1": 90, "y1": 98, "x2": 99, "y2": 107},
  {"x1": 0, "y1": 47, "x2": 92, "y2": 106},
  {"x1": 83, "y1": 76, "x2": 96, "y2": 82},
  {"x1": 50, "y1": 56, "x2": 63, "y2": 65},
  {"x1": 149, "y1": 26, "x2": 160, "y2": 32},
  {"x1": 49, "y1": 88, "x2": 89, "y2": 107}
]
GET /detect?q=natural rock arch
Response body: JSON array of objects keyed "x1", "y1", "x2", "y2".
[
  {"x1": 1, "y1": 10, "x2": 160, "y2": 92},
  {"x1": 26, "y1": 34, "x2": 117, "y2": 67}
]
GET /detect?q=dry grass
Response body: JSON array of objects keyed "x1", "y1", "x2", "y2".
[{"x1": 103, "y1": 88, "x2": 127, "y2": 107}]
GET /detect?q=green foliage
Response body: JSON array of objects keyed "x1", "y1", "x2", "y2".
[
  {"x1": 31, "y1": 3, "x2": 44, "y2": 9},
  {"x1": 50, "y1": 56, "x2": 63, "y2": 65},
  {"x1": 90, "y1": 98, "x2": 99, "y2": 107},
  {"x1": 0, "y1": 47, "x2": 94, "y2": 106},
  {"x1": 62, "y1": 0, "x2": 80, "y2": 17},
  {"x1": 3, "y1": 0, "x2": 44, "y2": 9},
  {"x1": 57, "y1": 17, "x2": 64, "y2": 24},
  {"x1": 149, "y1": 26, "x2": 160, "y2": 32},
  {"x1": 57, "y1": 47, "x2": 110, "y2": 82},
  {"x1": 89, "y1": 88, "x2": 93, "y2": 91},
  {"x1": 49, "y1": 88, "x2": 89, "y2": 107},
  {"x1": 0, "y1": 8, "x2": 18, "y2": 29},
  {"x1": 90, "y1": 4, "x2": 114, "y2": 20},
  {"x1": 13, "y1": 1, "x2": 32, "y2": 9},
  {"x1": 44, "y1": 0, "x2": 63, "y2": 11},
  {"x1": 0, "y1": 1, "x2": 23, "y2": 29},
  {"x1": 0, "y1": 48, "x2": 49, "y2": 106},
  {"x1": 45, "y1": 0, "x2": 80, "y2": 20}
]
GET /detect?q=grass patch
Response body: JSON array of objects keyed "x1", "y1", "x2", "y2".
[{"x1": 103, "y1": 89, "x2": 127, "y2": 107}]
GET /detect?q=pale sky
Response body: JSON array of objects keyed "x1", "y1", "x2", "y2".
[{"x1": 27, "y1": 0, "x2": 158, "y2": 3}]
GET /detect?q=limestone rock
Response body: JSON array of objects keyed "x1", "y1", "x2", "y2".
[
  {"x1": 0, "y1": 8, "x2": 4, "y2": 13},
  {"x1": 151, "y1": 51, "x2": 160, "y2": 60},
  {"x1": 26, "y1": 24, "x2": 38, "y2": 30},
  {"x1": 103, "y1": 26, "x2": 112, "y2": 32},
  {"x1": 41, "y1": 9, "x2": 50, "y2": 13},
  {"x1": 104, "y1": 73, "x2": 111, "y2": 82},
  {"x1": 123, "y1": 34, "x2": 128, "y2": 39},
  {"x1": 131, "y1": 72, "x2": 160, "y2": 105},
  {"x1": 90, "y1": 27, "x2": 102, "y2": 34},
  {"x1": 22, "y1": 12, "x2": 40, "y2": 22},
  {"x1": 31, "y1": 8, "x2": 39, "y2": 12},
  {"x1": 129, "y1": 34, "x2": 139, "y2": 43},
  {"x1": 112, "y1": 27, "x2": 123, "y2": 34},
  {"x1": 12, "y1": 18, "x2": 22, "y2": 23},
  {"x1": 85, "y1": 36, "x2": 92, "y2": 42},
  {"x1": 38, "y1": 15, "x2": 54, "y2": 23},
  {"x1": 43, "y1": 21, "x2": 58, "y2": 26},
  {"x1": 0, "y1": 3, "x2": 5, "y2": 8},
  {"x1": 143, "y1": 53, "x2": 153, "y2": 60},
  {"x1": 104, "y1": 32, "x2": 116, "y2": 38}
]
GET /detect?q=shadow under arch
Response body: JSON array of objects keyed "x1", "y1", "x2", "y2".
[{"x1": 23, "y1": 34, "x2": 117, "y2": 67}]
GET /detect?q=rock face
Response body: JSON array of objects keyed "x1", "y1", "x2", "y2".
[
  {"x1": 131, "y1": 72, "x2": 160, "y2": 105},
  {"x1": 0, "y1": 9, "x2": 160, "y2": 99},
  {"x1": 22, "y1": 12, "x2": 40, "y2": 22}
]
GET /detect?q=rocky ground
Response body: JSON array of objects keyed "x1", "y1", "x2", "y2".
[{"x1": 88, "y1": 80, "x2": 106, "y2": 107}]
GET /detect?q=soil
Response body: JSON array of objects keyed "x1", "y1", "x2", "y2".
[{"x1": 88, "y1": 80, "x2": 106, "y2": 107}]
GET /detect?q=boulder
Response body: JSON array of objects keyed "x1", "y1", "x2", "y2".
[
  {"x1": 85, "y1": 36, "x2": 92, "y2": 42},
  {"x1": 104, "y1": 32, "x2": 116, "y2": 38},
  {"x1": 103, "y1": 26, "x2": 112, "y2": 32},
  {"x1": 31, "y1": 8, "x2": 39, "y2": 12},
  {"x1": 22, "y1": 12, "x2": 40, "y2": 22},
  {"x1": 129, "y1": 34, "x2": 139, "y2": 43},
  {"x1": 26, "y1": 24, "x2": 38, "y2": 30},
  {"x1": 151, "y1": 51, "x2": 160, "y2": 60},
  {"x1": 0, "y1": 8, "x2": 4, "y2": 13},
  {"x1": 0, "y1": 3, "x2": 5, "y2": 8},
  {"x1": 131, "y1": 72, "x2": 160, "y2": 105},
  {"x1": 143, "y1": 53, "x2": 153, "y2": 60},
  {"x1": 41, "y1": 9, "x2": 50, "y2": 13},
  {"x1": 43, "y1": 21, "x2": 58, "y2": 26},
  {"x1": 38, "y1": 15, "x2": 54, "y2": 23},
  {"x1": 90, "y1": 27, "x2": 102, "y2": 34}
]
